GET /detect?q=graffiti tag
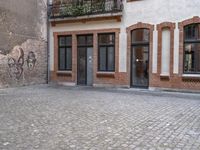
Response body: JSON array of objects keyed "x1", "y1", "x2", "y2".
[{"x1": 8, "y1": 47, "x2": 24, "y2": 80}]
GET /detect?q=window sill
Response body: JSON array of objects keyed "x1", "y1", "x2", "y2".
[
  {"x1": 182, "y1": 74, "x2": 200, "y2": 81},
  {"x1": 96, "y1": 72, "x2": 115, "y2": 78},
  {"x1": 182, "y1": 74, "x2": 200, "y2": 78},
  {"x1": 57, "y1": 71, "x2": 72, "y2": 76},
  {"x1": 160, "y1": 74, "x2": 170, "y2": 80}
]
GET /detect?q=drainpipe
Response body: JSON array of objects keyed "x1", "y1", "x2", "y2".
[{"x1": 47, "y1": 0, "x2": 50, "y2": 84}]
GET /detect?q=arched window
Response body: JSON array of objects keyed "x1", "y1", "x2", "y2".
[{"x1": 184, "y1": 24, "x2": 200, "y2": 74}]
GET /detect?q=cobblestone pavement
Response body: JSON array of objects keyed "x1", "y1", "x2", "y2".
[{"x1": 0, "y1": 85, "x2": 200, "y2": 150}]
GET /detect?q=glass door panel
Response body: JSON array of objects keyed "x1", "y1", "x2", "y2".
[
  {"x1": 131, "y1": 46, "x2": 149, "y2": 87},
  {"x1": 77, "y1": 47, "x2": 87, "y2": 85}
]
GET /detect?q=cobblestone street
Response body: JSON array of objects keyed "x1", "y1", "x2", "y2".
[{"x1": 0, "y1": 85, "x2": 200, "y2": 150}]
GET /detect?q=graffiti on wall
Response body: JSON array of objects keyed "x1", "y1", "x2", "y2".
[
  {"x1": 0, "y1": 46, "x2": 37, "y2": 80},
  {"x1": 26, "y1": 51, "x2": 37, "y2": 70},
  {"x1": 8, "y1": 47, "x2": 24, "y2": 80}
]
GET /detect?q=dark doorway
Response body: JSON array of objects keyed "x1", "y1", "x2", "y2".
[
  {"x1": 77, "y1": 35, "x2": 93, "y2": 86},
  {"x1": 131, "y1": 29, "x2": 150, "y2": 88}
]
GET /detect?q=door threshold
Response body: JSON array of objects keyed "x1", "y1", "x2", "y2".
[
  {"x1": 131, "y1": 86, "x2": 149, "y2": 89},
  {"x1": 77, "y1": 85, "x2": 93, "y2": 87}
]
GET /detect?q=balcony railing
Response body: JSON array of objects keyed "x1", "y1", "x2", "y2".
[{"x1": 49, "y1": 0, "x2": 123, "y2": 19}]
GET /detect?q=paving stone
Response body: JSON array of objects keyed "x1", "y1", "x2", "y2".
[{"x1": 0, "y1": 85, "x2": 200, "y2": 150}]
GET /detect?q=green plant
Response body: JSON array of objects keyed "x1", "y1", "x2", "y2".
[
  {"x1": 60, "y1": 5, "x2": 73, "y2": 16},
  {"x1": 59, "y1": 1, "x2": 106, "y2": 17},
  {"x1": 72, "y1": 3, "x2": 91, "y2": 16}
]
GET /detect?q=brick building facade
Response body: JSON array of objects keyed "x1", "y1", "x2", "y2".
[
  {"x1": 1, "y1": 0, "x2": 199, "y2": 91},
  {"x1": 48, "y1": 0, "x2": 200, "y2": 91}
]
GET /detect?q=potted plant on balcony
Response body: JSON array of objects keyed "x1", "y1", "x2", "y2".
[
  {"x1": 91, "y1": 0, "x2": 105, "y2": 13},
  {"x1": 60, "y1": 2, "x2": 91, "y2": 17}
]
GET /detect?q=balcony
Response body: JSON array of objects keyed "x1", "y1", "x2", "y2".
[{"x1": 49, "y1": 0, "x2": 123, "y2": 24}]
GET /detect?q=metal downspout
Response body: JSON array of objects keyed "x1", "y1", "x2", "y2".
[{"x1": 47, "y1": 0, "x2": 50, "y2": 84}]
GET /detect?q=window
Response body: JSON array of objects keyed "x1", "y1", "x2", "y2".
[
  {"x1": 98, "y1": 33, "x2": 115, "y2": 72},
  {"x1": 184, "y1": 24, "x2": 200, "y2": 74},
  {"x1": 58, "y1": 35, "x2": 72, "y2": 71}
]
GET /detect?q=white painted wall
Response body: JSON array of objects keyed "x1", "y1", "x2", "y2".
[
  {"x1": 161, "y1": 29, "x2": 170, "y2": 75},
  {"x1": 174, "y1": 24, "x2": 180, "y2": 74},
  {"x1": 49, "y1": 0, "x2": 200, "y2": 73},
  {"x1": 152, "y1": 30, "x2": 158, "y2": 73}
]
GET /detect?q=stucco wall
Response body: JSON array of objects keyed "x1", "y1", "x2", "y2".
[
  {"x1": 0, "y1": 0, "x2": 48, "y2": 88},
  {"x1": 49, "y1": 0, "x2": 200, "y2": 74}
]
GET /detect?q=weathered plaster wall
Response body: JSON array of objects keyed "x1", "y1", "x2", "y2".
[{"x1": 0, "y1": 0, "x2": 48, "y2": 88}]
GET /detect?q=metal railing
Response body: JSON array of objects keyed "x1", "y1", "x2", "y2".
[{"x1": 49, "y1": 0, "x2": 123, "y2": 19}]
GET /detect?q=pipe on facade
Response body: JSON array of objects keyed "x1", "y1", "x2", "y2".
[{"x1": 47, "y1": 0, "x2": 50, "y2": 84}]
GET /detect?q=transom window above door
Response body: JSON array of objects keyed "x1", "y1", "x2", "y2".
[
  {"x1": 131, "y1": 28, "x2": 150, "y2": 44},
  {"x1": 184, "y1": 24, "x2": 200, "y2": 74}
]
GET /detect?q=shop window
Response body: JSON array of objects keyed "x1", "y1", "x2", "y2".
[
  {"x1": 98, "y1": 33, "x2": 115, "y2": 72},
  {"x1": 58, "y1": 35, "x2": 72, "y2": 71}
]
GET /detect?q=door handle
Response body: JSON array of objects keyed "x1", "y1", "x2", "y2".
[
  {"x1": 88, "y1": 56, "x2": 92, "y2": 62},
  {"x1": 136, "y1": 59, "x2": 143, "y2": 62}
]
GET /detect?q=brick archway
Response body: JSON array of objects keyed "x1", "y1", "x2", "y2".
[{"x1": 126, "y1": 22, "x2": 154, "y2": 87}]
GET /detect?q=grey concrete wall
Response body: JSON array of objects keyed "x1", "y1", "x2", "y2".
[{"x1": 0, "y1": 0, "x2": 48, "y2": 88}]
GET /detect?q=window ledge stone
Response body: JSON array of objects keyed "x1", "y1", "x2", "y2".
[
  {"x1": 96, "y1": 72, "x2": 115, "y2": 78},
  {"x1": 182, "y1": 74, "x2": 200, "y2": 78},
  {"x1": 160, "y1": 74, "x2": 170, "y2": 80},
  {"x1": 182, "y1": 74, "x2": 200, "y2": 82},
  {"x1": 57, "y1": 71, "x2": 72, "y2": 76}
]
